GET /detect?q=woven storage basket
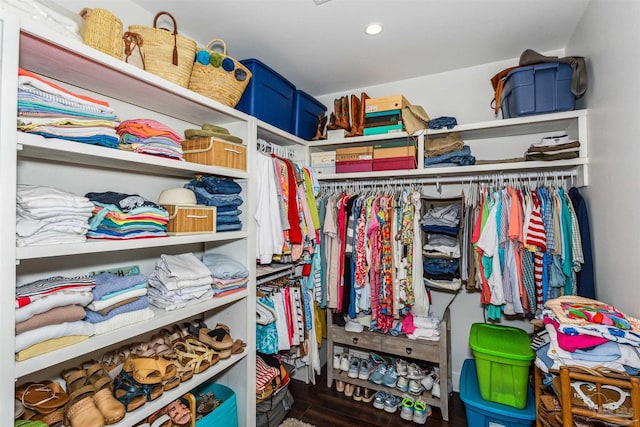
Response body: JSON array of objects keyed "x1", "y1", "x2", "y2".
[
  {"x1": 182, "y1": 137, "x2": 247, "y2": 171},
  {"x1": 79, "y1": 8, "x2": 123, "y2": 59},
  {"x1": 188, "y1": 39, "x2": 252, "y2": 107},
  {"x1": 128, "y1": 11, "x2": 196, "y2": 88}
]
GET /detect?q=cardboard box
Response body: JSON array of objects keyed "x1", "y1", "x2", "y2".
[
  {"x1": 365, "y1": 94, "x2": 410, "y2": 113},
  {"x1": 335, "y1": 146, "x2": 373, "y2": 173},
  {"x1": 363, "y1": 124, "x2": 404, "y2": 136},
  {"x1": 364, "y1": 109, "x2": 402, "y2": 128},
  {"x1": 373, "y1": 140, "x2": 416, "y2": 159},
  {"x1": 311, "y1": 151, "x2": 336, "y2": 175}
]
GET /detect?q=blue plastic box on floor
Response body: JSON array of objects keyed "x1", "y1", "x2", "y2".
[{"x1": 460, "y1": 359, "x2": 536, "y2": 427}]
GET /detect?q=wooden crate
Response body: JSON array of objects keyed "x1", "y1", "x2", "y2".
[
  {"x1": 182, "y1": 137, "x2": 247, "y2": 171},
  {"x1": 164, "y1": 205, "x2": 216, "y2": 235}
]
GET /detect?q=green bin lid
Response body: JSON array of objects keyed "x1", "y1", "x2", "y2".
[{"x1": 469, "y1": 323, "x2": 534, "y2": 361}]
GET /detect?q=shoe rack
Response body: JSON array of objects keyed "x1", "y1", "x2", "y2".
[
  {"x1": 326, "y1": 308, "x2": 452, "y2": 421},
  {"x1": 2, "y1": 13, "x2": 256, "y2": 425}
]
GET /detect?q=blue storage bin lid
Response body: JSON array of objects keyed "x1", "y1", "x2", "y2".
[
  {"x1": 240, "y1": 58, "x2": 295, "y2": 89},
  {"x1": 505, "y1": 62, "x2": 573, "y2": 81},
  {"x1": 460, "y1": 359, "x2": 536, "y2": 420},
  {"x1": 295, "y1": 89, "x2": 327, "y2": 112}
]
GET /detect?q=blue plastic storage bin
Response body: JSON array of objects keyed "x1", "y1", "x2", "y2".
[
  {"x1": 501, "y1": 62, "x2": 574, "y2": 118},
  {"x1": 293, "y1": 90, "x2": 327, "y2": 140},
  {"x1": 236, "y1": 58, "x2": 295, "y2": 133},
  {"x1": 460, "y1": 359, "x2": 536, "y2": 427},
  {"x1": 194, "y1": 383, "x2": 238, "y2": 427}
]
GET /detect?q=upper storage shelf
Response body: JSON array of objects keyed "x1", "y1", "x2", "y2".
[{"x1": 17, "y1": 20, "x2": 250, "y2": 127}]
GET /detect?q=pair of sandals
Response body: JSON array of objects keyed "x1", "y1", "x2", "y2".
[{"x1": 198, "y1": 323, "x2": 246, "y2": 359}]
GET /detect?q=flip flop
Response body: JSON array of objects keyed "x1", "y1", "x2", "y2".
[
  {"x1": 16, "y1": 382, "x2": 69, "y2": 414},
  {"x1": 231, "y1": 339, "x2": 246, "y2": 355}
]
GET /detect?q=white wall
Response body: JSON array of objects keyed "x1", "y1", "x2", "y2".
[
  {"x1": 566, "y1": 0, "x2": 640, "y2": 318},
  {"x1": 317, "y1": 49, "x2": 564, "y2": 125}
]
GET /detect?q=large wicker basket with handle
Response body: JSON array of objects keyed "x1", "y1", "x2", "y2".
[
  {"x1": 188, "y1": 39, "x2": 252, "y2": 107},
  {"x1": 128, "y1": 11, "x2": 197, "y2": 88},
  {"x1": 79, "y1": 8, "x2": 123, "y2": 59}
]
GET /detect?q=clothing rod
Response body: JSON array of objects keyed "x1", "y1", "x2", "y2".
[
  {"x1": 320, "y1": 170, "x2": 577, "y2": 188},
  {"x1": 257, "y1": 138, "x2": 295, "y2": 159}
]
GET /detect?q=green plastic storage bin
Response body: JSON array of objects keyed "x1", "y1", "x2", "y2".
[{"x1": 469, "y1": 323, "x2": 534, "y2": 409}]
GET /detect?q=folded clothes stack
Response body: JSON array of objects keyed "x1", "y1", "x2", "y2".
[
  {"x1": 184, "y1": 176, "x2": 244, "y2": 232},
  {"x1": 16, "y1": 184, "x2": 94, "y2": 247},
  {"x1": 17, "y1": 68, "x2": 120, "y2": 148},
  {"x1": 86, "y1": 267, "x2": 154, "y2": 335},
  {"x1": 15, "y1": 275, "x2": 96, "y2": 360},
  {"x1": 424, "y1": 132, "x2": 476, "y2": 168},
  {"x1": 203, "y1": 252, "x2": 249, "y2": 297},
  {"x1": 116, "y1": 118, "x2": 184, "y2": 160},
  {"x1": 148, "y1": 252, "x2": 214, "y2": 311},
  {"x1": 85, "y1": 191, "x2": 169, "y2": 239},
  {"x1": 525, "y1": 134, "x2": 581, "y2": 161}
]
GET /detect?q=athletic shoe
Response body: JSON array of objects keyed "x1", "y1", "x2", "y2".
[
  {"x1": 362, "y1": 388, "x2": 375, "y2": 403},
  {"x1": 373, "y1": 391, "x2": 388, "y2": 410},
  {"x1": 381, "y1": 365, "x2": 398, "y2": 388},
  {"x1": 335, "y1": 379, "x2": 345, "y2": 393},
  {"x1": 369, "y1": 364, "x2": 387, "y2": 385},
  {"x1": 407, "y1": 363, "x2": 427, "y2": 380},
  {"x1": 400, "y1": 395, "x2": 415, "y2": 421},
  {"x1": 344, "y1": 383, "x2": 355, "y2": 397},
  {"x1": 333, "y1": 353, "x2": 340, "y2": 370},
  {"x1": 383, "y1": 394, "x2": 402, "y2": 413},
  {"x1": 358, "y1": 358, "x2": 375, "y2": 380},
  {"x1": 421, "y1": 368, "x2": 439, "y2": 391},
  {"x1": 396, "y1": 375, "x2": 409, "y2": 392},
  {"x1": 408, "y1": 379, "x2": 423, "y2": 395},
  {"x1": 339, "y1": 353, "x2": 350, "y2": 372},
  {"x1": 395, "y1": 358, "x2": 408, "y2": 377},
  {"x1": 432, "y1": 375, "x2": 441, "y2": 399},
  {"x1": 348, "y1": 356, "x2": 361, "y2": 379},
  {"x1": 413, "y1": 397, "x2": 432, "y2": 424},
  {"x1": 353, "y1": 386, "x2": 362, "y2": 401}
]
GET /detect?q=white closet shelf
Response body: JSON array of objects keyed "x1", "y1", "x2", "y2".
[
  {"x1": 315, "y1": 158, "x2": 588, "y2": 181},
  {"x1": 16, "y1": 231, "x2": 247, "y2": 260},
  {"x1": 257, "y1": 120, "x2": 309, "y2": 147},
  {"x1": 427, "y1": 109, "x2": 586, "y2": 140},
  {"x1": 17, "y1": 133, "x2": 249, "y2": 180},
  {"x1": 109, "y1": 351, "x2": 248, "y2": 427},
  {"x1": 309, "y1": 129, "x2": 422, "y2": 148},
  {"x1": 18, "y1": 23, "x2": 250, "y2": 126},
  {"x1": 15, "y1": 289, "x2": 248, "y2": 377}
]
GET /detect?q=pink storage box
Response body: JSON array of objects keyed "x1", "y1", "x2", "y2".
[
  {"x1": 373, "y1": 156, "x2": 416, "y2": 171},
  {"x1": 336, "y1": 160, "x2": 373, "y2": 173}
]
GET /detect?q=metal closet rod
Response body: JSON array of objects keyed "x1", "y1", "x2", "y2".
[
  {"x1": 320, "y1": 170, "x2": 578, "y2": 188},
  {"x1": 257, "y1": 138, "x2": 295, "y2": 159}
]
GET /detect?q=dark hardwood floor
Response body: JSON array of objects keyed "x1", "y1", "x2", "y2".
[{"x1": 286, "y1": 367, "x2": 468, "y2": 426}]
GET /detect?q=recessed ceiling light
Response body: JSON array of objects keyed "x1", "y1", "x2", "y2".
[{"x1": 365, "y1": 23, "x2": 383, "y2": 36}]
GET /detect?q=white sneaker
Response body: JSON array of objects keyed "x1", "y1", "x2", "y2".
[
  {"x1": 406, "y1": 363, "x2": 426, "y2": 380},
  {"x1": 345, "y1": 319, "x2": 364, "y2": 333},
  {"x1": 333, "y1": 353, "x2": 341, "y2": 370},
  {"x1": 395, "y1": 358, "x2": 408, "y2": 377},
  {"x1": 421, "y1": 367, "x2": 439, "y2": 391},
  {"x1": 339, "y1": 353, "x2": 350, "y2": 372},
  {"x1": 431, "y1": 375, "x2": 441, "y2": 399}
]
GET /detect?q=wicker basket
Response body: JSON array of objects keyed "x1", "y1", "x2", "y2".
[
  {"x1": 164, "y1": 205, "x2": 216, "y2": 235},
  {"x1": 128, "y1": 11, "x2": 196, "y2": 88},
  {"x1": 182, "y1": 137, "x2": 247, "y2": 171},
  {"x1": 79, "y1": 8, "x2": 123, "y2": 59},
  {"x1": 188, "y1": 39, "x2": 252, "y2": 107}
]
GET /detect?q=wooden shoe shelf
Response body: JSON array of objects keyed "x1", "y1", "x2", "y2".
[{"x1": 326, "y1": 308, "x2": 451, "y2": 421}]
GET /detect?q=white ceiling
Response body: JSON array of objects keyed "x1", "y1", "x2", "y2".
[{"x1": 77, "y1": 0, "x2": 591, "y2": 97}]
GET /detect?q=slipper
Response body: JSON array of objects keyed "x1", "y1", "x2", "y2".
[{"x1": 199, "y1": 327, "x2": 233, "y2": 351}]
